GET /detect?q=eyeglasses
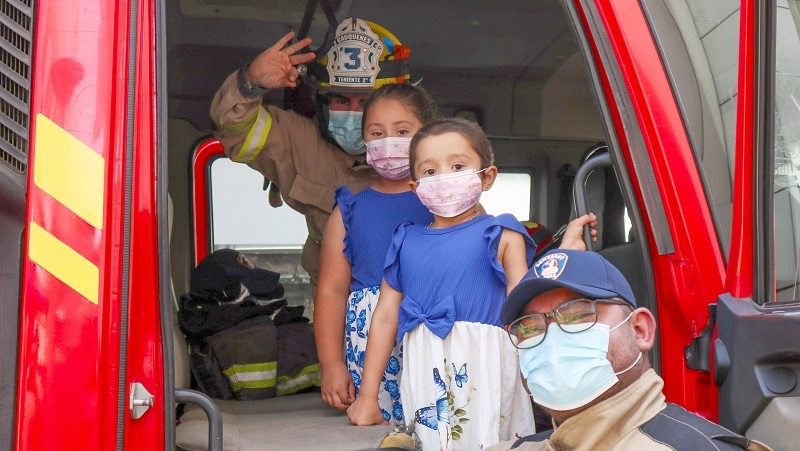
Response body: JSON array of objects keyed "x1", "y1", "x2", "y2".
[{"x1": 506, "y1": 298, "x2": 632, "y2": 349}]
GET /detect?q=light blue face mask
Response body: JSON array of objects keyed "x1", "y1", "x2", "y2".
[
  {"x1": 327, "y1": 110, "x2": 365, "y2": 154},
  {"x1": 518, "y1": 311, "x2": 641, "y2": 411}
]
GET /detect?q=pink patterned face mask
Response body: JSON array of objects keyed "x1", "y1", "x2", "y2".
[
  {"x1": 365, "y1": 137, "x2": 412, "y2": 180},
  {"x1": 415, "y1": 169, "x2": 485, "y2": 217}
]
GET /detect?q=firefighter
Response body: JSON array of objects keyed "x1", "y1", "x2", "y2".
[
  {"x1": 209, "y1": 18, "x2": 412, "y2": 292},
  {"x1": 489, "y1": 249, "x2": 771, "y2": 451}
]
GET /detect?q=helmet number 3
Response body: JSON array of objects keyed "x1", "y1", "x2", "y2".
[{"x1": 342, "y1": 47, "x2": 362, "y2": 70}]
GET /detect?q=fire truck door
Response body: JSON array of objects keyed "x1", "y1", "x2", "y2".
[{"x1": 714, "y1": 1, "x2": 800, "y2": 449}]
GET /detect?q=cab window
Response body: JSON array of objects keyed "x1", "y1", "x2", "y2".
[
  {"x1": 482, "y1": 172, "x2": 532, "y2": 220},
  {"x1": 772, "y1": 1, "x2": 800, "y2": 300},
  {"x1": 208, "y1": 159, "x2": 535, "y2": 315},
  {"x1": 209, "y1": 157, "x2": 313, "y2": 315},
  {"x1": 643, "y1": 0, "x2": 742, "y2": 257}
]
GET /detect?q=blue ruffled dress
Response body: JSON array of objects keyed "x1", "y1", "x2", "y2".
[
  {"x1": 336, "y1": 186, "x2": 432, "y2": 423},
  {"x1": 385, "y1": 214, "x2": 537, "y2": 449}
]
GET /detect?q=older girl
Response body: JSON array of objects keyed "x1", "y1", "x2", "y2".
[{"x1": 314, "y1": 83, "x2": 437, "y2": 424}]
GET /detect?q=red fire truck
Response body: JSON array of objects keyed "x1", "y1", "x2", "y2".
[{"x1": 1, "y1": 0, "x2": 798, "y2": 449}]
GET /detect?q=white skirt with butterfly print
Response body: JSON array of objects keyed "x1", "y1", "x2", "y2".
[{"x1": 400, "y1": 321, "x2": 535, "y2": 451}]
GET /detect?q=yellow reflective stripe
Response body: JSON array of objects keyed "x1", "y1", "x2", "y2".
[
  {"x1": 33, "y1": 114, "x2": 105, "y2": 229},
  {"x1": 235, "y1": 107, "x2": 272, "y2": 163},
  {"x1": 228, "y1": 378, "x2": 276, "y2": 391},
  {"x1": 28, "y1": 222, "x2": 99, "y2": 304},
  {"x1": 219, "y1": 110, "x2": 258, "y2": 135},
  {"x1": 306, "y1": 216, "x2": 322, "y2": 245},
  {"x1": 249, "y1": 111, "x2": 272, "y2": 163},
  {"x1": 222, "y1": 361, "x2": 278, "y2": 391},
  {"x1": 276, "y1": 363, "x2": 321, "y2": 396}
]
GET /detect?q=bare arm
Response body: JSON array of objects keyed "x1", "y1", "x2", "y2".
[
  {"x1": 497, "y1": 229, "x2": 530, "y2": 294},
  {"x1": 346, "y1": 280, "x2": 403, "y2": 426},
  {"x1": 314, "y1": 206, "x2": 355, "y2": 410}
]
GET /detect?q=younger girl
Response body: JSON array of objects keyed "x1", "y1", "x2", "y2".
[
  {"x1": 314, "y1": 83, "x2": 437, "y2": 423},
  {"x1": 347, "y1": 118, "x2": 596, "y2": 449}
]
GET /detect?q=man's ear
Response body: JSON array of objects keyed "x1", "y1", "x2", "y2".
[
  {"x1": 481, "y1": 165, "x2": 499, "y2": 191},
  {"x1": 631, "y1": 308, "x2": 657, "y2": 352}
]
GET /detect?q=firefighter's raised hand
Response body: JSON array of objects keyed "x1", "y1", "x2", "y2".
[
  {"x1": 559, "y1": 213, "x2": 598, "y2": 251},
  {"x1": 245, "y1": 31, "x2": 316, "y2": 90}
]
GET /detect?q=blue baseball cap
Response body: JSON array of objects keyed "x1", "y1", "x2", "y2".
[{"x1": 499, "y1": 249, "x2": 636, "y2": 325}]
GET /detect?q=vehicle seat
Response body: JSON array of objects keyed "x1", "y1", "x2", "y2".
[
  {"x1": 170, "y1": 195, "x2": 192, "y2": 390},
  {"x1": 168, "y1": 197, "x2": 393, "y2": 450}
]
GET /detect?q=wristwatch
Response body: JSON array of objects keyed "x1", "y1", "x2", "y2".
[{"x1": 236, "y1": 65, "x2": 269, "y2": 98}]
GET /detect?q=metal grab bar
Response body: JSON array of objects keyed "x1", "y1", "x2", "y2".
[
  {"x1": 573, "y1": 152, "x2": 613, "y2": 251},
  {"x1": 176, "y1": 389, "x2": 223, "y2": 451}
]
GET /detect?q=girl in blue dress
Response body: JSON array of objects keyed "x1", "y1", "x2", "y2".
[
  {"x1": 347, "y1": 118, "x2": 596, "y2": 450},
  {"x1": 314, "y1": 83, "x2": 437, "y2": 423}
]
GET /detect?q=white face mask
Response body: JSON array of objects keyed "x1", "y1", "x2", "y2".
[
  {"x1": 414, "y1": 169, "x2": 485, "y2": 217},
  {"x1": 365, "y1": 137, "x2": 412, "y2": 180},
  {"x1": 517, "y1": 311, "x2": 641, "y2": 411}
]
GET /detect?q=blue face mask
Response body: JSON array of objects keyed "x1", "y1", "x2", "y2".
[
  {"x1": 518, "y1": 311, "x2": 640, "y2": 411},
  {"x1": 327, "y1": 110, "x2": 365, "y2": 154}
]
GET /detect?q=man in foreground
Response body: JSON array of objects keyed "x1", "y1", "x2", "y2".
[{"x1": 488, "y1": 249, "x2": 770, "y2": 450}]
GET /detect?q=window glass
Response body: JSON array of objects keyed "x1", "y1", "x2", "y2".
[
  {"x1": 662, "y1": 0, "x2": 742, "y2": 256},
  {"x1": 639, "y1": 0, "x2": 743, "y2": 256},
  {"x1": 772, "y1": 0, "x2": 800, "y2": 300},
  {"x1": 209, "y1": 158, "x2": 313, "y2": 315},
  {"x1": 481, "y1": 172, "x2": 532, "y2": 221},
  {"x1": 208, "y1": 162, "x2": 535, "y2": 312},
  {"x1": 210, "y1": 158, "x2": 307, "y2": 247},
  {"x1": 682, "y1": 0, "x2": 743, "y2": 159}
]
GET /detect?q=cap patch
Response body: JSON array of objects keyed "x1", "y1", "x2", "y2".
[
  {"x1": 237, "y1": 253, "x2": 255, "y2": 270},
  {"x1": 327, "y1": 18, "x2": 384, "y2": 88},
  {"x1": 534, "y1": 252, "x2": 568, "y2": 279}
]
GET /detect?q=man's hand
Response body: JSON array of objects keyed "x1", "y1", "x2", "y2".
[
  {"x1": 347, "y1": 394, "x2": 389, "y2": 426},
  {"x1": 560, "y1": 213, "x2": 598, "y2": 250},
  {"x1": 320, "y1": 363, "x2": 356, "y2": 410},
  {"x1": 246, "y1": 31, "x2": 317, "y2": 89}
]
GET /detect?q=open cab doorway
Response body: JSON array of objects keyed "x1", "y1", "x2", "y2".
[
  {"x1": 3, "y1": 0, "x2": 799, "y2": 450},
  {"x1": 166, "y1": 0, "x2": 800, "y2": 449}
]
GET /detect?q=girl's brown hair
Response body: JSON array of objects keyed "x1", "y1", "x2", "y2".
[
  {"x1": 361, "y1": 83, "x2": 439, "y2": 130},
  {"x1": 408, "y1": 118, "x2": 494, "y2": 180}
]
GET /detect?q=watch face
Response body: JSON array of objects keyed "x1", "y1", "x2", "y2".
[{"x1": 237, "y1": 68, "x2": 267, "y2": 97}]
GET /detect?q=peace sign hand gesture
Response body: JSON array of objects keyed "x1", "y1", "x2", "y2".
[{"x1": 245, "y1": 31, "x2": 317, "y2": 90}]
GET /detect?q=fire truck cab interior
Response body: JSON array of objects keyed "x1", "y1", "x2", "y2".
[
  {"x1": 162, "y1": 1, "x2": 800, "y2": 449},
  {"x1": 2, "y1": 0, "x2": 800, "y2": 450}
]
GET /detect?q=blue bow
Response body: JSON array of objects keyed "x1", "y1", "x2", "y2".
[{"x1": 397, "y1": 294, "x2": 456, "y2": 341}]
